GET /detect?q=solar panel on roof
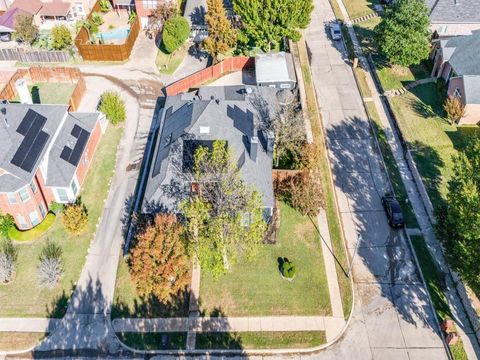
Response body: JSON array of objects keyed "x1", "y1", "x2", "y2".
[
  {"x1": 10, "y1": 110, "x2": 50, "y2": 173},
  {"x1": 71, "y1": 124, "x2": 81, "y2": 137},
  {"x1": 60, "y1": 125, "x2": 90, "y2": 166},
  {"x1": 60, "y1": 147, "x2": 72, "y2": 162}
]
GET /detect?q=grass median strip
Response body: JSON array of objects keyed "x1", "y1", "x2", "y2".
[
  {"x1": 0, "y1": 332, "x2": 46, "y2": 351},
  {"x1": 196, "y1": 331, "x2": 326, "y2": 349}
]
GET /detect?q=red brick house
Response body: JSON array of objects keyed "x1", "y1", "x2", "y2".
[{"x1": 0, "y1": 103, "x2": 105, "y2": 230}]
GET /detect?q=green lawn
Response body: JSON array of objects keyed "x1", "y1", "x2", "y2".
[
  {"x1": 116, "y1": 332, "x2": 187, "y2": 350},
  {"x1": 8, "y1": 213, "x2": 56, "y2": 242},
  {"x1": 343, "y1": 0, "x2": 379, "y2": 19},
  {"x1": 112, "y1": 255, "x2": 190, "y2": 318},
  {"x1": 410, "y1": 236, "x2": 468, "y2": 360},
  {"x1": 390, "y1": 83, "x2": 480, "y2": 208},
  {"x1": 353, "y1": 18, "x2": 432, "y2": 91},
  {"x1": 13, "y1": 83, "x2": 76, "y2": 104},
  {"x1": 0, "y1": 332, "x2": 46, "y2": 351},
  {"x1": 156, "y1": 44, "x2": 188, "y2": 75},
  {"x1": 196, "y1": 331, "x2": 326, "y2": 350},
  {"x1": 200, "y1": 202, "x2": 331, "y2": 317},
  {"x1": 0, "y1": 124, "x2": 123, "y2": 317}
]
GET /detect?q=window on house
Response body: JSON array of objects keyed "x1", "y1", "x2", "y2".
[
  {"x1": 71, "y1": 179, "x2": 78, "y2": 196},
  {"x1": 142, "y1": 0, "x2": 158, "y2": 9},
  {"x1": 454, "y1": 88, "x2": 462, "y2": 98},
  {"x1": 7, "y1": 193, "x2": 17, "y2": 204},
  {"x1": 18, "y1": 187, "x2": 30, "y2": 202},
  {"x1": 17, "y1": 214, "x2": 28, "y2": 229},
  {"x1": 39, "y1": 203, "x2": 47, "y2": 218},
  {"x1": 29, "y1": 211, "x2": 40, "y2": 227},
  {"x1": 280, "y1": 83, "x2": 290, "y2": 89},
  {"x1": 56, "y1": 188, "x2": 69, "y2": 203},
  {"x1": 30, "y1": 180, "x2": 37, "y2": 194}
]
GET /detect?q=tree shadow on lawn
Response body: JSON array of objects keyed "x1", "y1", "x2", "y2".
[
  {"x1": 408, "y1": 83, "x2": 446, "y2": 120},
  {"x1": 445, "y1": 126, "x2": 480, "y2": 153},
  {"x1": 195, "y1": 307, "x2": 244, "y2": 350}
]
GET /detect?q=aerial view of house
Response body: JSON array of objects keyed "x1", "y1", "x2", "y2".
[{"x1": 0, "y1": 103, "x2": 104, "y2": 229}]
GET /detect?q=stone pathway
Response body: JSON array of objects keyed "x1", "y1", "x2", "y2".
[{"x1": 384, "y1": 77, "x2": 436, "y2": 97}]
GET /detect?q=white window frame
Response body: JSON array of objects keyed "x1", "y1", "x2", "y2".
[
  {"x1": 17, "y1": 214, "x2": 28, "y2": 229},
  {"x1": 7, "y1": 192, "x2": 17, "y2": 204},
  {"x1": 71, "y1": 177, "x2": 79, "y2": 196},
  {"x1": 55, "y1": 188, "x2": 69, "y2": 203},
  {"x1": 454, "y1": 87, "x2": 462, "y2": 98},
  {"x1": 142, "y1": 0, "x2": 158, "y2": 9},
  {"x1": 39, "y1": 202, "x2": 47, "y2": 218},
  {"x1": 18, "y1": 187, "x2": 30, "y2": 202},
  {"x1": 30, "y1": 180, "x2": 37, "y2": 194},
  {"x1": 280, "y1": 83, "x2": 290, "y2": 89},
  {"x1": 29, "y1": 210, "x2": 40, "y2": 227}
]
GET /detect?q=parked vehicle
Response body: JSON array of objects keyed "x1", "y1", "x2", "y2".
[
  {"x1": 330, "y1": 22, "x2": 342, "y2": 41},
  {"x1": 381, "y1": 193, "x2": 405, "y2": 228}
]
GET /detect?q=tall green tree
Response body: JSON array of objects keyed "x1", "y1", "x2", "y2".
[
  {"x1": 181, "y1": 141, "x2": 267, "y2": 277},
  {"x1": 233, "y1": 0, "x2": 313, "y2": 51},
  {"x1": 203, "y1": 0, "x2": 237, "y2": 62},
  {"x1": 436, "y1": 137, "x2": 480, "y2": 290},
  {"x1": 374, "y1": 0, "x2": 430, "y2": 67},
  {"x1": 162, "y1": 15, "x2": 190, "y2": 53}
]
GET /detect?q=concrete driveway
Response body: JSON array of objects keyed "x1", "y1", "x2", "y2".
[{"x1": 303, "y1": 0, "x2": 449, "y2": 359}]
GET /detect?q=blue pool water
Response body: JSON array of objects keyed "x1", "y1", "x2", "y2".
[{"x1": 96, "y1": 27, "x2": 130, "y2": 41}]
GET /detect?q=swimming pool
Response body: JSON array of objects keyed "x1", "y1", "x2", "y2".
[{"x1": 96, "y1": 27, "x2": 130, "y2": 42}]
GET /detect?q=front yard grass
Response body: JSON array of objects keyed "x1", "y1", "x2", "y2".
[
  {"x1": 13, "y1": 83, "x2": 76, "y2": 105},
  {"x1": 0, "y1": 332, "x2": 46, "y2": 351},
  {"x1": 353, "y1": 18, "x2": 432, "y2": 91},
  {"x1": 196, "y1": 331, "x2": 326, "y2": 349},
  {"x1": 156, "y1": 44, "x2": 189, "y2": 75},
  {"x1": 199, "y1": 202, "x2": 331, "y2": 317},
  {"x1": 0, "y1": 124, "x2": 123, "y2": 317},
  {"x1": 343, "y1": 0, "x2": 379, "y2": 19},
  {"x1": 390, "y1": 83, "x2": 480, "y2": 208}
]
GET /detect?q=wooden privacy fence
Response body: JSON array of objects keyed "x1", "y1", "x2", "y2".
[
  {"x1": 165, "y1": 57, "x2": 255, "y2": 95},
  {"x1": 0, "y1": 67, "x2": 86, "y2": 111},
  {"x1": 75, "y1": 3, "x2": 141, "y2": 62},
  {"x1": 0, "y1": 48, "x2": 71, "y2": 63}
]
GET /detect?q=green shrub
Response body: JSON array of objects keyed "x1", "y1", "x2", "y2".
[
  {"x1": 91, "y1": 12, "x2": 104, "y2": 26},
  {"x1": 99, "y1": 0, "x2": 111, "y2": 12},
  {"x1": 129, "y1": 11, "x2": 137, "y2": 25},
  {"x1": 38, "y1": 240, "x2": 64, "y2": 288},
  {"x1": 99, "y1": 91, "x2": 126, "y2": 125},
  {"x1": 49, "y1": 202, "x2": 64, "y2": 214},
  {"x1": 8, "y1": 213, "x2": 56, "y2": 242},
  {"x1": 0, "y1": 213, "x2": 15, "y2": 238},
  {"x1": 51, "y1": 24, "x2": 72, "y2": 50},
  {"x1": 162, "y1": 15, "x2": 190, "y2": 54},
  {"x1": 62, "y1": 204, "x2": 88, "y2": 235},
  {"x1": 39, "y1": 240, "x2": 63, "y2": 262},
  {"x1": 281, "y1": 260, "x2": 296, "y2": 279}
]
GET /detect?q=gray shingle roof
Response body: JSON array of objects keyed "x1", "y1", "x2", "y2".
[
  {"x1": 462, "y1": 75, "x2": 480, "y2": 104},
  {"x1": 143, "y1": 85, "x2": 281, "y2": 213},
  {"x1": 0, "y1": 103, "x2": 68, "y2": 192},
  {"x1": 429, "y1": 0, "x2": 480, "y2": 23},
  {"x1": 46, "y1": 112, "x2": 99, "y2": 187},
  {"x1": 445, "y1": 30, "x2": 480, "y2": 75}
]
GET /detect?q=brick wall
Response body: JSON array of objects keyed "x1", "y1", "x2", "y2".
[
  {"x1": 165, "y1": 57, "x2": 255, "y2": 96},
  {"x1": 74, "y1": 118, "x2": 102, "y2": 187}
]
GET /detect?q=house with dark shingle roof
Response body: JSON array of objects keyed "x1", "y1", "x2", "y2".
[
  {"x1": 143, "y1": 85, "x2": 284, "y2": 220},
  {"x1": 0, "y1": 103, "x2": 105, "y2": 230},
  {"x1": 431, "y1": 30, "x2": 480, "y2": 124},
  {"x1": 428, "y1": 0, "x2": 480, "y2": 37}
]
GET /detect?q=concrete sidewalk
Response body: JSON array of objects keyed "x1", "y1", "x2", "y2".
[
  {"x1": 341, "y1": 4, "x2": 480, "y2": 360},
  {"x1": 0, "y1": 318, "x2": 60, "y2": 333},
  {"x1": 112, "y1": 316, "x2": 345, "y2": 342}
]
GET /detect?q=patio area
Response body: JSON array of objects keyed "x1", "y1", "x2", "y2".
[{"x1": 96, "y1": 9, "x2": 131, "y2": 45}]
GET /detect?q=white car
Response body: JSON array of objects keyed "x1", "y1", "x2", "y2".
[{"x1": 330, "y1": 22, "x2": 342, "y2": 41}]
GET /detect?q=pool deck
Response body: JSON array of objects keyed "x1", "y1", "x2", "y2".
[{"x1": 97, "y1": 10, "x2": 131, "y2": 45}]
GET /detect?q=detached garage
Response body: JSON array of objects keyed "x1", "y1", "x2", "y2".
[{"x1": 255, "y1": 52, "x2": 297, "y2": 89}]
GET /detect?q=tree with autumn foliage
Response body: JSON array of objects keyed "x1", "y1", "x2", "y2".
[
  {"x1": 203, "y1": 0, "x2": 237, "y2": 62},
  {"x1": 129, "y1": 214, "x2": 190, "y2": 301}
]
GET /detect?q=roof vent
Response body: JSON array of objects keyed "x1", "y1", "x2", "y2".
[
  {"x1": 215, "y1": 98, "x2": 220, "y2": 104},
  {"x1": 246, "y1": 87, "x2": 253, "y2": 94}
]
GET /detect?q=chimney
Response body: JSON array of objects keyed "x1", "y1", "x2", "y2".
[
  {"x1": 266, "y1": 130, "x2": 274, "y2": 156},
  {"x1": 250, "y1": 136, "x2": 258, "y2": 162},
  {"x1": 15, "y1": 79, "x2": 32, "y2": 104}
]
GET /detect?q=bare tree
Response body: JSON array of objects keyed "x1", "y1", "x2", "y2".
[{"x1": 149, "y1": 2, "x2": 177, "y2": 36}]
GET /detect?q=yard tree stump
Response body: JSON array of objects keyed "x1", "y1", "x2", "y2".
[{"x1": 441, "y1": 319, "x2": 454, "y2": 333}]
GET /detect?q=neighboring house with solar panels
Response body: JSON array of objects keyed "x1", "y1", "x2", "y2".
[
  {"x1": 431, "y1": 30, "x2": 480, "y2": 124},
  {"x1": 0, "y1": 103, "x2": 105, "y2": 230},
  {"x1": 143, "y1": 85, "x2": 282, "y2": 221}
]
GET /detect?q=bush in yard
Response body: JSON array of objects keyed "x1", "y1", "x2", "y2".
[
  {"x1": 281, "y1": 259, "x2": 296, "y2": 279},
  {"x1": 443, "y1": 96, "x2": 465, "y2": 125},
  {"x1": 99, "y1": 0, "x2": 111, "y2": 12},
  {"x1": 374, "y1": 0, "x2": 430, "y2": 67},
  {"x1": 62, "y1": 203, "x2": 88, "y2": 235},
  {"x1": 14, "y1": 14, "x2": 38, "y2": 45},
  {"x1": 0, "y1": 213, "x2": 15, "y2": 238},
  {"x1": 49, "y1": 202, "x2": 64, "y2": 214},
  {"x1": 91, "y1": 12, "x2": 104, "y2": 26},
  {"x1": 99, "y1": 91, "x2": 126, "y2": 125},
  {"x1": 162, "y1": 15, "x2": 189, "y2": 54},
  {"x1": 38, "y1": 240, "x2": 64, "y2": 288},
  {"x1": 0, "y1": 239, "x2": 18, "y2": 283},
  {"x1": 129, "y1": 214, "x2": 190, "y2": 301},
  {"x1": 295, "y1": 142, "x2": 320, "y2": 171},
  {"x1": 51, "y1": 24, "x2": 72, "y2": 50}
]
